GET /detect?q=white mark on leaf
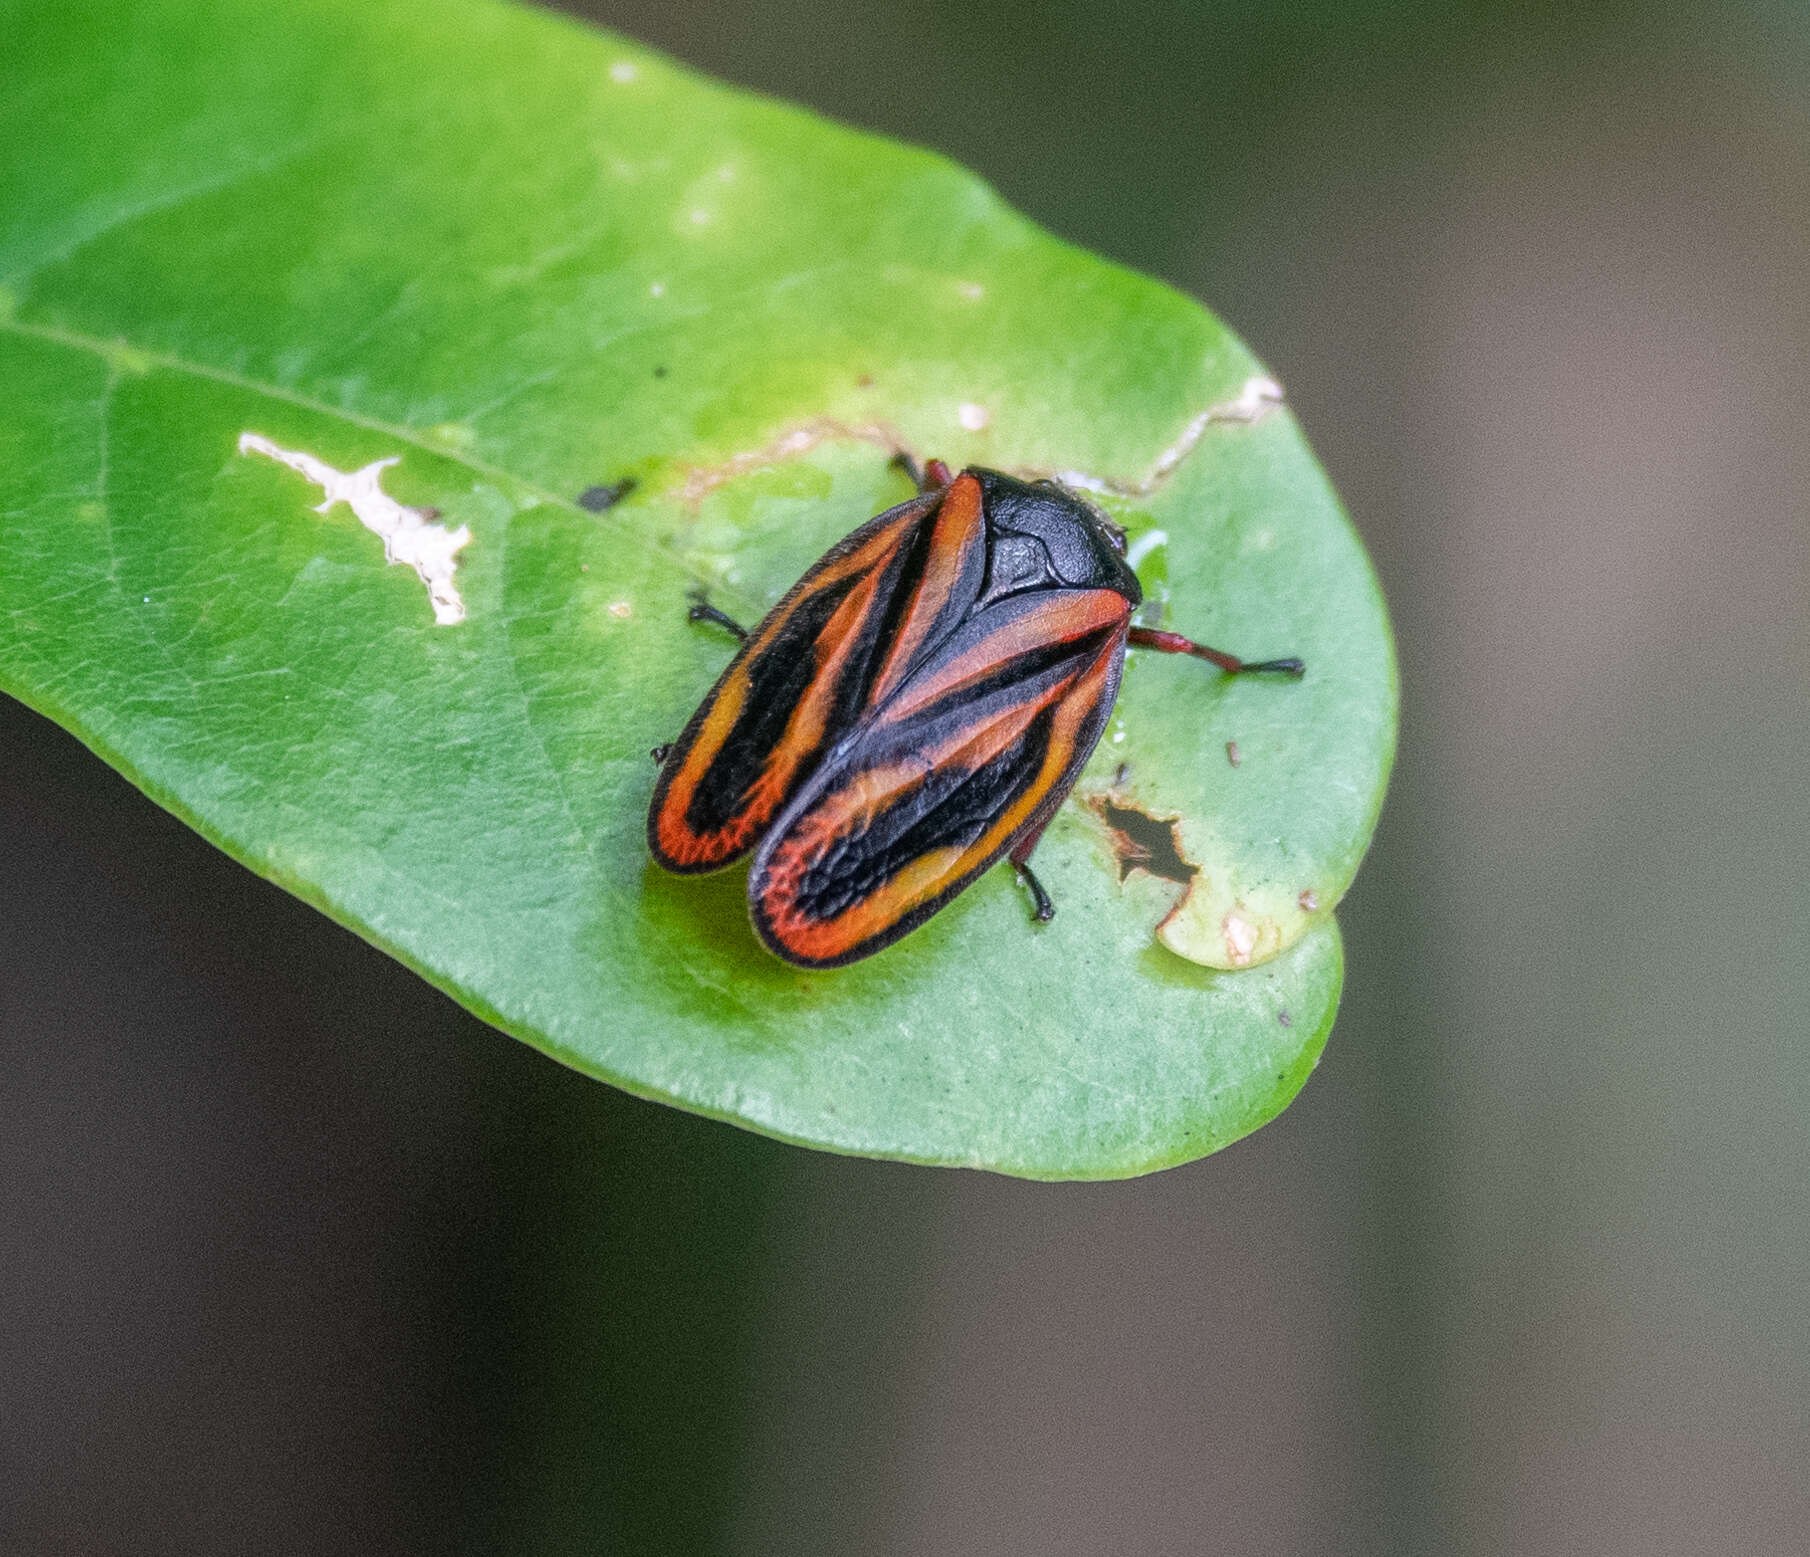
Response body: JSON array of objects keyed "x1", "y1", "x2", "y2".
[
  {"x1": 238, "y1": 433, "x2": 470, "y2": 625},
  {"x1": 958, "y1": 401, "x2": 990, "y2": 430},
  {"x1": 1210, "y1": 375, "x2": 1285, "y2": 423},
  {"x1": 1052, "y1": 373, "x2": 1287, "y2": 496},
  {"x1": 1222, "y1": 910, "x2": 1258, "y2": 967},
  {"x1": 1124, "y1": 528, "x2": 1167, "y2": 570},
  {"x1": 610, "y1": 61, "x2": 638, "y2": 83},
  {"x1": 675, "y1": 417, "x2": 902, "y2": 504}
]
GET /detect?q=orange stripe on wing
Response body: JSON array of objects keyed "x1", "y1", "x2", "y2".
[
  {"x1": 734, "y1": 562, "x2": 887, "y2": 828},
  {"x1": 754, "y1": 623, "x2": 1124, "y2": 964},
  {"x1": 653, "y1": 658, "x2": 756, "y2": 866},
  {"x1": 878, "y1": 588, "x2": 1129, "y2": 726},
  {"x1": 650, "y1": 504, "x2": 924, "y2": 869},
  {"x1": 864, "y1": 473, "x2": 986, "y2": 710}
]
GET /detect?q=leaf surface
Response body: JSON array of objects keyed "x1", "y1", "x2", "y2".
[{"x1": 0, "y1": 0, "x2": 1395, "y2": 1176}]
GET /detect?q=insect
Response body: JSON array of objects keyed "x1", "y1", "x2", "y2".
[{"x1": 647, "y1": 457, "x2": 1303, "y2": 968}]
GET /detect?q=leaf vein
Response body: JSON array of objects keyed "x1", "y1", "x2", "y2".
[{"x1": 0, "y1": 315, "x2": 766, "y2": 616}]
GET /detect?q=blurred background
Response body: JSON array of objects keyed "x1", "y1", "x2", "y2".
[{"x1": 4, "y1": 0, "x2": 1807, "y2": 1551}]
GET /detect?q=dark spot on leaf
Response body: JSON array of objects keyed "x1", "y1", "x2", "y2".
[
  {"x1": 1088, "y1": 798, "x2": 1197, "y2": 885},
  {"x1": 653, "y1": 365, "x2": 668, "y2": 378},
  {"x1": 1277, "y1": 1011, "x2": 1292, "y2": 1028},
  {"x1": 856, "y1": 373, "x2": 874, "y2": 388},
  {"x1": 578, "y1": 478, "x2": 637, "y2": 512},
  {"x1": 1113, "y1": 761, "x2": 1131, "y2": 787},
  {"x1": 1226, "y1": 740, "x2": 1241, "y2": 767}
]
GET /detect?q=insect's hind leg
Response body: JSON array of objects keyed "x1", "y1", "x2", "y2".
[
  {"x1": 1007, "y1": 818, "x2": 1057, "y2": 924},
  {"x1": 890, "y1": 451, "x2": 954, "y2": 495},
  {"x1": 1126, "y1": 626, "x2": 1305, "y2": 678},
  {"x1": 686, "y1": 587, "x2": 749, "y2": 642}
]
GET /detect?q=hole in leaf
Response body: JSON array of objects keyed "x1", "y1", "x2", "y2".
[{"x1": 1088, "y1": 798, "x2": 1198, "y2": 885}]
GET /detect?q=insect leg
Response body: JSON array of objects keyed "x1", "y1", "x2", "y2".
[
  {"x1": 890, "y1": 451, "x2": 954, "y2": 494},
  {"x1": 1007, "y1": 818, "x2": 1057, "y2": 923},
  {"x1": 686, "y1": 587, "x2": 749, "y2": 642},
  {"x1": 1126, "y1": 626, "x2": 1304, "y2": 678}
]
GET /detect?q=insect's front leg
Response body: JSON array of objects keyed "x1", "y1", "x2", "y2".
[
  {"x1": 890, "y1": 451, "x2": 954, "y2": 495},
  {"x1": 686, "y1": 586, "x2": 749, "y2": 642},
  {"x1": 1007, "y1": 817, "x2": 1057, "y2": 923},
  {"x1": 1126, "y1": 626, "x2": 1305, "y2": 678},
  {"x1": 651, "y1": 589, "x2": 751, "y2": 763}
]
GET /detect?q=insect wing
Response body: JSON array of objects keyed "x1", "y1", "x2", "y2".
[
  {"x1": 749, "y1": 586, "x2": 1132, "y2": 966},
  {"x1": 648, "y1": 474, "x2": 991, "y2": 872}
]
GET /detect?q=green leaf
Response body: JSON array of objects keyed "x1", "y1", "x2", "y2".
[{"x1": 0, "y1": 0, "x2": 1395, "y2": 1177}]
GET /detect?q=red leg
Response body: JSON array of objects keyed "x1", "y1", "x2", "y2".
[
  {"x1": 891, "y1": 452, "x2": 954, "y2": 494},
  {"x1": 1127, "y1": 626, "x2": 1304, "y2": 678},
  {"x1": 1008, "y1": 815, "x2": 1056, "y2": 922}
]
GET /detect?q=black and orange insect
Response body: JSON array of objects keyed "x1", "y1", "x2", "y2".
[{"x1": 647, "y1": 458, "x2": 1302, "y2": 968}]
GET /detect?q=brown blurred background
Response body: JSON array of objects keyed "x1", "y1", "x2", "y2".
[{"x1": 3, "y1": 1, "x2": 1807, "y2": 1551}]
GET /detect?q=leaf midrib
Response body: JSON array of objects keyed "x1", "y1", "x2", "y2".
[
  {"x1": 2, "y1": 308, "x2": 807, "y2": 1057},
  {"x1": 0, "y1": 313, "x2": 769, "y2": 615}
]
